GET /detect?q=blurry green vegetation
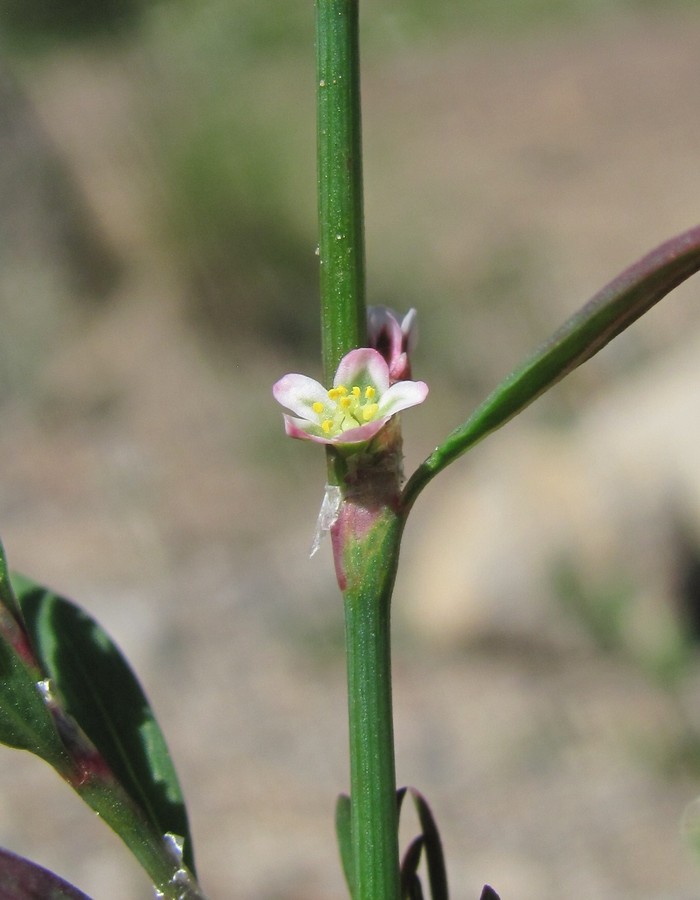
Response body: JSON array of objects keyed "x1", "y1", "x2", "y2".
[
  {"x1": 4, "y1": 0, "x2": 698, "y2": 363},
  {"x1": 0, "y1": 0, "x2": 149, "y2": 45},
  {"x1": 553, "y1": 558, "x2": 696, "y2": 688}
]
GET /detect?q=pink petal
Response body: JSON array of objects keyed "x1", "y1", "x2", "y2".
[
  {"x1": 330, "y1": 418, "x2": 389, "y2": 444},
  {"x1": 388, "y1": 351, "x2": 410, "y2": 382},
  {"x1": 334, "y1": 348, "x2": 390, "y2": 393},
  {"x1": 367, "y1": 306, "x2": 402, "y2": 358},
  {"x1": 376, "y1": 379, "x2": 428, "y2": 417},
  {"x1": 273, "y1": 373, "x2": 327, "y2": 419},
  {"x1": 283, "y1": 414, "x2": 388, "y2": 445}
]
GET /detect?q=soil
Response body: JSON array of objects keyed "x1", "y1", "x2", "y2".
[{"x1": 1, "y1": 9, "x2": 700, "y2": 899}]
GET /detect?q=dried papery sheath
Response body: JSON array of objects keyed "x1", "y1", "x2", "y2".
[{"x1": 310, "y1": 484, "x2": 342, "y2": 557}]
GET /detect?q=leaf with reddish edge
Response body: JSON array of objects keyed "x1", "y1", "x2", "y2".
[
  {"x1": 0, "y1": 847, "x2": 92, "y2": 899},
  {"x1": 0, "y1": 546, "x2": 69, "y2": 767},
  {"x1": 10, "y1": 572, "x2": 196, "y2": 875},
  {"x1": 403, "y1": 224, "x2": 700, "y2": 509}
]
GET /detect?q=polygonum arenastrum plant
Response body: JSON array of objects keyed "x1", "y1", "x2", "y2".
[{"x1": 273, "y1": 346, "x2": 428, "y2": 448}]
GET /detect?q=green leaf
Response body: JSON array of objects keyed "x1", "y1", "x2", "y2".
[
  {"x1": 479, "y1": 887, "x2": 500, "y2": 900},
  {"x1": 410, "y1": 789, "x2": 448, "y2": 900},
  {"x1": 404, "y1": 224, "x2": 700, "y2": 507},
  {"x1": 0, "y1": 542, "x2": 24, "y2": 623},
  {"x1": 0, "y1": 633, "x2": 68, "y2": 764},
  {"x1": 400, "y1": 835, "x2": 424, "y2": 899},
  {"x1": 0, "y1": 548, "x2": 69, "y2": 767},
  {"x1": 335, "y1": 792, "x2": 355, "y2": 896},
  {"x1": 0, "y1": 846, "x2": 92, "y2": 899},
  {"x1": 11, "y1": 573, "x2": 196, "y2": 875}
]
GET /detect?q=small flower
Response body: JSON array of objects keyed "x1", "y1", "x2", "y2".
[
  {"x1": 367, "y1": 305, "x2": 418, "y2": 382},
  {"x1": 273, "y1": 347, "x2": 428, "y2": 446}
]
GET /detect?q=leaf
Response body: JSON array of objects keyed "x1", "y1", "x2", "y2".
[
  {"x1": 400, "y1": 834, "x2": 424, "y2": 899},
  {"x1": 479, "y1": 887, "x2": 501, "y2": 900},
  {"x1": 0, "y1": 549, "x2": 69, "y2": 767},
  {"x1": 0, "y1": 846, "x2": 91, "y2": 899},
  {"x1": 11, "y1": 573, "x2": 196, "y2": 874},
  {"x1": 335, "y1": 792, "x2": 355, "y2": 896},
  {"x1": 410, "y1": 788, "x2": 448, "y2": 900},
  {"x1": 404, "y1": 223, "x2": 700, "y2": 507}
]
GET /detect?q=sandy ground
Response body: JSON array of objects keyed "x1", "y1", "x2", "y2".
[{"x1": 1, "y1": 8, "x2": 700, "y2": 899}]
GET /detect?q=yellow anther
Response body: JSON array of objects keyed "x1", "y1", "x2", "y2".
[
  {"x1": 362, "y1": 403, "x2": 379, "y2": 421},
  {"x1": 364, "y1": 386, "x2": 376, "y2": 400},
  {"x1": 328, "y1": 387, "x2": 341, "y2": 400},
  {"x1": 351, "y1": 386, "x2": 361, "y2": 398},
  {"x1": 321, "y1": 420, "x2": 333, "y2": 433},
  {"x1": 336, "y1": 384, "x2": 348, "y2": 395},
  {"x1": 340, "y1": 396, "x2": 352, "y2": 409},
  {"x1": 312, "y1": 401, "x2": 324, "y2": 414}
]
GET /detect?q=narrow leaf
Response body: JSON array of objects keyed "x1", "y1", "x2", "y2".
[
  {"x1": 400, "y1": 834, "x2": 424, "y2": 898},
  {"x1": 404, "y1": 224, "x2": 700, "y2": 507},
  {"x1": 11, "y1": 573, "x2": 196, "y2": 874},
  {"x1": 335, "y1": 792, "x2": 355, "y2": 896},
  {"x1": 410, "y1": 788, "x2": 449, "y2": 900},
  {"x1": 479, "y1": 887, "x2": 501, "y2": 900},
  {"x1": 397, "y1": 785, "x2": 408, "y2": 815},
  {"x1": 0, "y1": 846, "x2": 91, "y2": 899}
]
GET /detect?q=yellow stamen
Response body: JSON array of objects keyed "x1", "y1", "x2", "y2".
[
  {"x1": 351, "y1": 386, "x2": 361, "y2": 398},
  {"x1": 328, "y1": 387, "x2": 341, "y2": 400},
  {"x1": 321, "y1": 420, "x2": 333, "y2": 433},
  {"x1": 312, "y1": 401, "x2": 324, "y2": 414},
  {"x1": 362, "y1": 403, "x2": 379, "y2": 421},
  {"x1": 340, "y1": 396, "x2": 352, "y2": 409},
  {"x1": 364, "y1": 386, "x2": 376, "y2": 400}
]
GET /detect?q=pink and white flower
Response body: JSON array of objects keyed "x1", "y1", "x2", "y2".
[
  {"x1": 367, "y1": 306, "x2": 418, "y2": 382},
  {"x1": 273, "y1": 347, "x2": 428, "y2": 446}
]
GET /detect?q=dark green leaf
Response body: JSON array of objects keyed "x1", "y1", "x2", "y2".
[
  {"x1": 0, "y1": 549, "x2": 69, "y2": 767},
  {"x1": 479, "y1": 887, "x2": 500, "y2": 900},
  {"x1": 400, "y1": 834, "x2": 424, "y2": 899},
  {"x1": 0, "y1": 542, "x2": 24, "y2": 623},
  {"x1": 335, "y1": 792, "x2": 355, "y2": 896},
  {"x1": 11, "y1": 573, "x2": 196, "y2": 874},
  {"x1": 404, "y1": 224, "x2": 700, "y2": 507},
  {"x1": 397, "y1": 785, "x2": 408, "y2": 814},
  {"x1": 410, "y1": 788, "x2": 448, "y2": 900},
  {"x1": 0, "y1": 846, "x2": 91, "y2": 899}
]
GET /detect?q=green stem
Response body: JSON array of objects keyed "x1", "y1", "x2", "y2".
[
  {"x1": 79, "y1": 783, "x2": 205, "y2": 900},
  {"x1": 315, "y1": 2, "x2": 400, "y2": 896},
  {"x1": 340, "y1": 508, "x2": 403, "y2": 900},
  {"x1": 315, "y1": 0, "x2": 367, "y2": 383}
]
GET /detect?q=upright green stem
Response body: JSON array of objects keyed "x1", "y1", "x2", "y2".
[
  {"x1": 315, "y1": 0, "x2": 367, "y2": 381},
  {"x1": 339, "y1": 505, "x2": 403, "y2": 900},
  {"x1": 315, "y1": 3, "x2": 400, "y2": 898}
]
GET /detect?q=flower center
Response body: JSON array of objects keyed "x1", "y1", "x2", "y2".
[{"x1": 312, "y1": 383, "x2": 380, "y2": 435}]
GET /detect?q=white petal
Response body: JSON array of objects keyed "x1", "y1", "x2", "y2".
[
  {"x1": 334, "y1": 348, "x2": 390, "y2": 393},
  {"x1": 376, "y1": 379, "x2": 428, "y2": 417},
  {"x1": 401, "y1": 308, "x2": 418, "y2": 353},
  {"x1": 273, "y1": 373, "x2": 328, "y2": 420}
]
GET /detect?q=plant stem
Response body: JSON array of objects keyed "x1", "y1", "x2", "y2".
[
  {"x1": 315, "y1": 0, "x2": 366, "y2": 383},
  {"x1": 315, "y1": 2, "x2": 401, "y2": 897},
  {"x1": 339, "y1": 506, "x2": 403, "y2": 900}
]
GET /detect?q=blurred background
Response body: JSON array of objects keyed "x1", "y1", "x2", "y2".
[{"x1": 2, "y1": 1, "x2": 700, "y2": 897}]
